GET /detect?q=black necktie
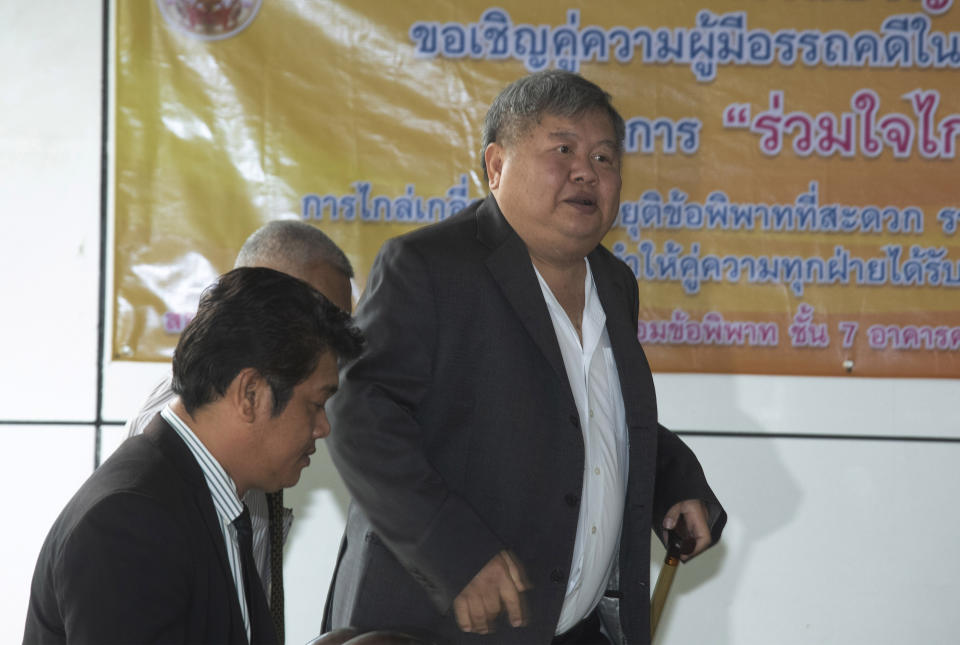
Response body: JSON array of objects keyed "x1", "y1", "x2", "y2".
[
  {"x1": 234, "y1": 505, "x2": 277, "y2": 644},
  {"x1": 265, "y1": 490, "x2": 285, "y2": 643}
]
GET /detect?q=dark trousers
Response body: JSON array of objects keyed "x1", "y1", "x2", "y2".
[{"x1": 551, "y1": 610, "x2": 610, "y2": 645}]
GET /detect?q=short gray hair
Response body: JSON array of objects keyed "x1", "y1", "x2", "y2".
[
  {"x1": 480, "y1": 70, "x2": 626, "y2": 182},
  {"x1": 234, "y1": 220, "x2": 354, "y2": 278}
]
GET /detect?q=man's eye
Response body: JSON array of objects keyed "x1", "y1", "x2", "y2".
[
  {"x1": 595, "y1": 152, "x2": 620, "y2": 167},
  {"x1": 557, "y1": 144, "x2": 571, "y2": 153}
]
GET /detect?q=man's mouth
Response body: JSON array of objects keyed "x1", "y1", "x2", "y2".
[{"x1": 565, "y1": 194, "x2": 598, "y2": 211}]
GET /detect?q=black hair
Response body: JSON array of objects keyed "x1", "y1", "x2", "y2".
[{"x1": 171, "y1": 267, "x2": 363, "y2": 416}]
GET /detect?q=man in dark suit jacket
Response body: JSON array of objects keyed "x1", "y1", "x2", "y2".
[
  {"x1": 324, "y1": 71, "x2": 725, "y2": 644},
  {"x1": 24, "y1": 267, "x2": 363, "y2": 644}
]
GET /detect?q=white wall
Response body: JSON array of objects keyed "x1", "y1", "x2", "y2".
[
  {"x1": 0, "y1": 2, "x2": 104, "y2": 637},
  {"x1": 2, "y1": 3, "x2": 958, "y2": 645}
]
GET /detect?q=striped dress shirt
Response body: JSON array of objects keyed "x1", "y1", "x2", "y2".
[{"x1": 160, "y1": 405, "x2": 252, "y2": 641}]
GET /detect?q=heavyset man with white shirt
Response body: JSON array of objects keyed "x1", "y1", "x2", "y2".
[{"x1": 323, "y1": 70, "x2": 726, "y2": 644}]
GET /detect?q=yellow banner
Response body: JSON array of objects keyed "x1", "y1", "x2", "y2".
[{"x1": 115, "y1": 0, "x2": 960, "y2": 377}]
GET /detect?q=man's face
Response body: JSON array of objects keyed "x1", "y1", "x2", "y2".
[
  {"x1": 253, "y1": 351, "x2": 339, "y2": 491},
  {"x1": 486, "y1": 109, "x2": 622, "y2": 265}
]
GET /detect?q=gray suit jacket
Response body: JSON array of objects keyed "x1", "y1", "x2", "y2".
[
  {"x1": 325, "y1": 195, "x2": 725, "y2": 644},
  {"x1": 23, "y1": 415, "x2": 276, "y2": 645}
]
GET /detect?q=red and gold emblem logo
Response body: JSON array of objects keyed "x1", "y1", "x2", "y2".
[{"x1": 156, "y1": 0, "x2": 262, "y2": 40}]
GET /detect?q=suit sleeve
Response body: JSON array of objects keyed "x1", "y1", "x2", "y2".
[
  {"x1": 653, "y1": 425, "x2": 727, "y2": 548},
  {"x1": 55, "y1": 493, "x2": 192, "y2": 643},
  {"x1": 327, "y1": 237, "x2": 504, "y2": 612},
  {"x1": 619, "y1": 258, "x2": 727, "y2": 550}
]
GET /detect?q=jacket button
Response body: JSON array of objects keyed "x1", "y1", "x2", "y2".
[
  {"x1": 564, "y1": 493, "x2": 579, "y2": 507},
  {"x1": 569, "y1": 414, "x2": 579, "y2": 428},
  {"x1": 550, "y1": 568, "x2": 565, "y2": 583}
]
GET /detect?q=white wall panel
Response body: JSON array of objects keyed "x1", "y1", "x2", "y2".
[
  {"x1": 655, "y1": 373, "x2": 960, "y2": 439},
  {"x1": 0, "y1": 427, "x2": 94, "y2": 644},
  {"x1": 0, "y1": 1, "x2": 102, "y2": 421},
  {"x1": 101, "y1": 361, "x2": 172, "y2": 423},
  {"x1": 653, "y1": 436, "x2": 960, "y2": 644}
]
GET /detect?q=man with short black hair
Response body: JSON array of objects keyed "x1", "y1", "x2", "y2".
[
  {"x1": 24, "y1": 267, "x2": 363, "y2": 644},
  {"x1": 125, "y1": 219, "x2": 355, "y2": 642}
]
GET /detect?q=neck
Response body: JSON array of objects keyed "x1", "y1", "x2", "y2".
[
  {"x1": 532, "y1": 254, "x2": 587, "y2": 342},
  {"x1": 170, "y1": 399, "x2": 249, "y2": 498}
]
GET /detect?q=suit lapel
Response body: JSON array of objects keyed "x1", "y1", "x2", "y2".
[
  {"x1": 144, "y1": 415, "x2": 253, "y2": 642},
  {"x1": 589, "y1": 250, "x2": 658, "y2": 431},
  {"x1": 478, "y1": 195, "x2": 570, "y2": 384}
]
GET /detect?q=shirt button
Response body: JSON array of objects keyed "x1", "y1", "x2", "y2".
[
  {"x1": 594, "y1": 466, "x2": 601, "y2": 476},
  {"x1": 589, "y1": 409, "x2": 594, "y2": 418},
  {"x1": 591, "y1": 526, "x2": 597, "y2": 534}
]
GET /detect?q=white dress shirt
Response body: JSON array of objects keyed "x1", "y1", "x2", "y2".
[
  {"x1": 533, "y1": 260, "x2": 629, "y2": 636},
  {"x1": 160, "y1": 405, "x2": 252, "y2": 641}
]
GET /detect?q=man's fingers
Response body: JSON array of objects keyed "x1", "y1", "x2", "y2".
[
  {"x1": 498, "y1": 576, "x2": 527, "y2": 628},
  {"x1": 663, "y1": 499, "x2": 713, "y2": 561},
  {"x1": 469, "y1": 593, "x2": 494, "y2": 634},
  {"x1": 452, "y1": 551, "x2": 531, "y2": 633},
  {"x1": 662, "y1": 507, "x2": 680, "y2": 531},
  {"x1": 683, "y1": 507, "x2": 712, "y2": 560},
  {"x1": 502, "y1": 550, "x2": 531, "y2": 591},
  {"x1": 453, "y1": 596, "x2": 472, "y2": 633}
]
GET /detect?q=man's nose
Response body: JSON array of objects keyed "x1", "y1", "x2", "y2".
[
  {"x1": 570, "y1": 155, "x2": 598, "y2": 184},
  {"x1": 314, "y1": 412, "x2": 332, "y2": 439}
]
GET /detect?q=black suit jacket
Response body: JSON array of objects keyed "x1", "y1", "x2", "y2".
[
  {"x1": 325, "y1": 195, "x2": 725, "y2": 644},
  {"x1": 23, "y1": 415, "x2": 276, "y2": 645}
]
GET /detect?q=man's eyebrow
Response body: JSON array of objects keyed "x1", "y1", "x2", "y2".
[
  {"x1": 547, "y1": 130, "x2": 618, "y2": 148},
  {"x1": 547, "y1": 129, "x2": 579, "y2": 139},
  {"x1": 317, "y1": 384, "x2": 339, "y2": 398}
]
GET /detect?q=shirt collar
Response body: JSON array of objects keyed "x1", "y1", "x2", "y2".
[
  {"x1": 533, "y1": 257, "x2": 606, "y2": 357},
  {"x1": 161, "y1": 405, "x2": 244, "y2": 523}
]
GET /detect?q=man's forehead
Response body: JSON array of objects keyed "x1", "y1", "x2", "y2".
[
  {"x1": 306, "y1": 352, "x2": 341, "y2": 390},
  {"x1": 532, "y1": 111, "x2": 619, "y2": 143},
  {"x1": 545, "y1": 127, "x2": 619, "y2": 146}
]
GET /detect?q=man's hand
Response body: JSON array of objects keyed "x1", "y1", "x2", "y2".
[
  {"x1": 663, "y1": 499, "x2": 712, "y2": 561},
  {"x1": 452, "y1": 550, "x2": 530, "y2": 634}
]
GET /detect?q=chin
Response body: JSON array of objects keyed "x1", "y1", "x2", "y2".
[{"x1": 283, "y1": 471, "x2": 304, "y2": 489}]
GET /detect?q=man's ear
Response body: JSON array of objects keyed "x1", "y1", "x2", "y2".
[
  {"x1": 484, "y1": 142, "x2": 505, "y2": 190},
  {"x1": 232, "y1": 367, "x2": 266, "y2": 423}
]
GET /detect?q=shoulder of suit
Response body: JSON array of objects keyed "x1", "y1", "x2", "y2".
[
  {"x1": 90, "y1": 430, "x2": 199, "y2": 510},
  {"x1": 393, "y1": 198, "x2": 483, "y2": 242},
  {"x1": 379, "y1": 198, "x2": 488, "y2": 265},
  {"x1": 47, "y1": 455, "x2": 188, "y2": 556}
]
